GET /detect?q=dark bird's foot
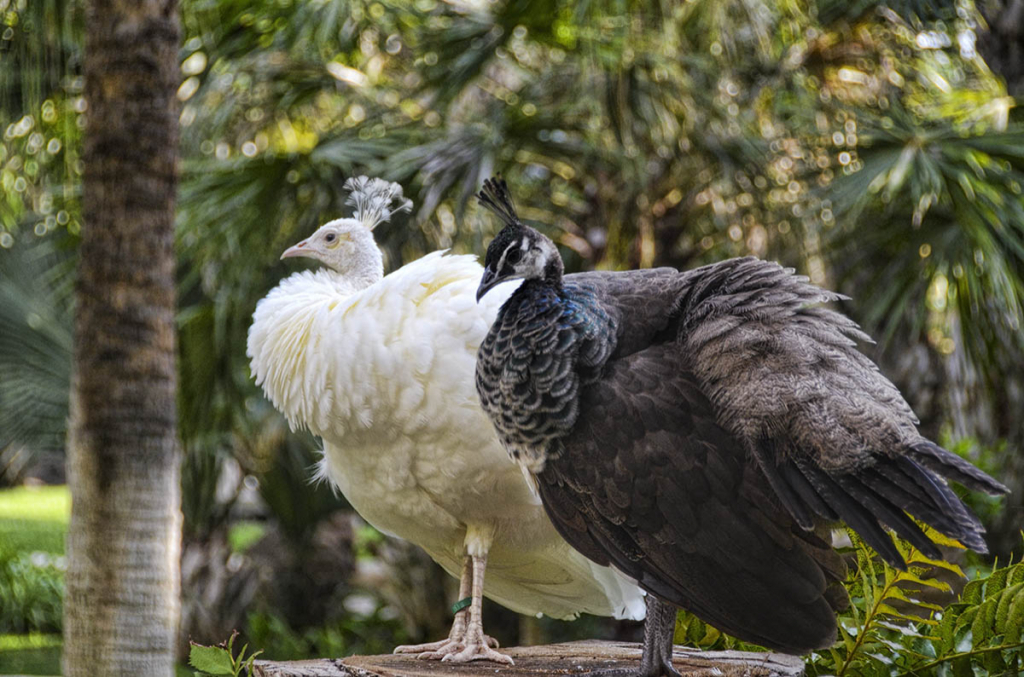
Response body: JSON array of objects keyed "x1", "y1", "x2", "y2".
[
  {"x1": 582, "y1": 596, "x2": 682, "y2": 677},
  {"x1": 582, "y1": 662, "x2": 682, "y2": 677}
]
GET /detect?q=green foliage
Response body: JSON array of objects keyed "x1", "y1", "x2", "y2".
[
  {"x1": 0, "y1": 237, "x2": 73, "y2": 461},
  {"x1": 0, "y1": 552, "x2": 64, "y2": 634},
  {"x1": 825, "y1": 108, "x2": 1024, "y2": 378},
  {"x1": 228, "y1": 521, "x2": 267, "y2": 554},
  {"x1": 805, "y1": 531, "x2": 1024, "y2": 676},
  {"x1": 674, "y1": 529, "x2": 1024, "y2": 675},
  {"x1": 926, "y1": 555, "x2": 1024, "y2": 675},
  {"x1": 189, "y1": 631, "x2": 263, "y2": 677},
  {"x1": 816, "y1": 0, "x2": 957, "y2": 24},
  {"x1": 352, "y1": 522, "x2": 385, "y2": 562},
  {"x1": 673, "y1": 609, "x2": 766, "y2": 652},
  {"x1": 0, "y1": 486, "x2": 69, "y2": 636},
  {"x1": 243, "y1": 608, "x2": 405, "y2": 662}
]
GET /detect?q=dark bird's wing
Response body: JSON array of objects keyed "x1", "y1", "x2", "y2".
[
  {"x1": 538, "y1": 343, "x2": 848, "y2": 654},
  {"x1": 672, "y1": 258, "x2": 1008, "y2": 566},
  {"x1": 564, "y1": 268, "x2": 690, "y2": 357}
]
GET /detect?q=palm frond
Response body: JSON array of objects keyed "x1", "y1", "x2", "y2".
[
  {"x1": 825, "y1": 107, "x2": 1024, "y2": 385},
  {"x1": 0, "y1": 0, "x2": 82, "y2": 117},
  {"x1": 0, "y1": 236, "x2": 73, "y2": 454}
]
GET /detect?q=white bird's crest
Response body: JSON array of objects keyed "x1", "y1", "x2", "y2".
[{"x1": 344, "y1": 176, "x2": 413, "y2": 230}]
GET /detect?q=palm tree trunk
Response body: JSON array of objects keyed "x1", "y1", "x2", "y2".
[{"x1": 64, "y1": 0, "x2": 181, "y2": 675}]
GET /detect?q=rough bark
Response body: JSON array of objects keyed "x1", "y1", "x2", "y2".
[
  {"x1": 253, "y1": 641, "x2": 806, "y2": 677},
  {"x1": 63, "y1": 0, "x2": 181, "y2": 675}
]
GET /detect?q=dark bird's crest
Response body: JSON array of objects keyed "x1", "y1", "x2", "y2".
[
  {"x1": 477, "y1": 176, "x2": 521, "y2": 228},
  {"x1": 475, "y1": 177, "x2": 564, "y2": 300}
]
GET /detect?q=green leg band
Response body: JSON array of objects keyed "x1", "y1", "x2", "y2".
[{"x1": 451, "y1": 597, "x2": 472, "y2": 615}]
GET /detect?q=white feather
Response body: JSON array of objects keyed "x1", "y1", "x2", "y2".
[{"x1": 248, "y1": 251, "x2": 645, "y2": 621}]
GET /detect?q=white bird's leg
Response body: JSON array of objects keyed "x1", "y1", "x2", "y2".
[
  {"x1": 442, "y1": 552, "x2": 514, "y2": 665},
  {"x1": 393, "y1": 556, "x2": 473, "y2": 657}
]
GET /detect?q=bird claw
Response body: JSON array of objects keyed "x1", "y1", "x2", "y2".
[
  {"x1": 441, "y1": 642, "x2": 514, "y2": 665},
  {"x1": 395, "y1": 634, "x2": 503, "y2": 662},
  {"x1": 393, "y1": 638, "x2": 453, "y2": 655},
  {"x1": 418, "y1": 639, "x2": 465, "y2": 661}
]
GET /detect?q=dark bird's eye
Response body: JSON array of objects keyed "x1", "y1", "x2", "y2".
[
  {"x1": 506, "y1": 248, "x2": 522, "y2": 265},
  {"x1": 325, "y1": 233, "x2": 336, "y2": 242}
]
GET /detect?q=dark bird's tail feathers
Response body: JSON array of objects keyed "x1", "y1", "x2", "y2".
[
  {"x1": 766, "y1": 439, "x2": 1006, "y2": 570},
  {"x1": 673, "y1": 256, "x2": 1008, "y2": 568}
]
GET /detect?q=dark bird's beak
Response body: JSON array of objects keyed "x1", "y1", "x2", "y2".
[{"x1": 476, "y1": 267, "x2": 497, "y2": 302}]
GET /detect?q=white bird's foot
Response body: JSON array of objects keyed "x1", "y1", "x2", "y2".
[
  {"x1": 393, "y1": 638, "x2": 456, "y2": 655},
  {"x1": 440, "y1": 629, "x2": 513, "y2": 665},
  {"x1": 393, "y1": 622, "x2": 502, "y2": 660},
  {"x1": 396, "y1": 550, "x2": 510, "y2": 664}
]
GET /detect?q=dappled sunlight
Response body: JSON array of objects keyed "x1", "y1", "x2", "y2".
[{"x1": 1, "y1": 0, "x2": 1023, "y2": 673}]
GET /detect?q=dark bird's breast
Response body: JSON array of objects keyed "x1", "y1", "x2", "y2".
[{"x1": 475, "y1": 280, "x2": 616, "y2": 470}]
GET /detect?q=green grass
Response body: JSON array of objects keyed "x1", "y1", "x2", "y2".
[
  {"x1": 0, "y1": 634, "x2": 61, "y2": 675},
  {"x1": 0, "y1": 635, "x2": 199, "y2": 676},
  {"x1": 0, "y1": 486, "x2": 70, "y2": 559},
  {"x1": 0, "y1": 486, "x2": 69, "y2": 673}
]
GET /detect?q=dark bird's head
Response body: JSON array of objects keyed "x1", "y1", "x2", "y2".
[{"x1": 476, "y1": 177, "x2": 563, "y2": 301}]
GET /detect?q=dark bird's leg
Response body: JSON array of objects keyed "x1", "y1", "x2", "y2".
[{"x1": 587, "y1": 596, "x2": 682, "y2": 677}]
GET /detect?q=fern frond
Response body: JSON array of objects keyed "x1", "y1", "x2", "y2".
[{"x1": 810, "y1": 536, "x2": 1024, "y2": 676}]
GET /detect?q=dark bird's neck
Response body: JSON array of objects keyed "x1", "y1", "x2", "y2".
[
  {"x1": 542, "y1": 254, "x2": 564, "y2": 286},
  {"x1": 478, "y1": 275, "x2": 618, "y2": 472},
  {"x1": 500, "y1": 276, "x2": 572, "y2": 326}
]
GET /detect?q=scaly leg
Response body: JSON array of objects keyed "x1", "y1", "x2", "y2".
[
  {"x1": 585, "y1": 595, "x2": 681, "y2": 677},
  {"x1": 392, "y1": 554, "x2": 501, "y2": 660},
  {"x1": 441, "y1": 553, "x2": 514, "y2": 664},
  {"x1": 393, "y1": 557, "x2": 474, "y2": 657}
]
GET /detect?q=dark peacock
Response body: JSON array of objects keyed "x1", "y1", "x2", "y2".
[{"x1": 473, "y1": 177, "x2": 1009, "y2": 677}]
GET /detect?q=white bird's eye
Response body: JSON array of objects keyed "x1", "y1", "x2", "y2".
[{"x1": 325, "y1": 233, "x2": 337, "y2": 243}]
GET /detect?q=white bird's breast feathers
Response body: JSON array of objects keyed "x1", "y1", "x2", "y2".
[{"x1": 247, "y1": 251, "x2": 514, "y2": 444}]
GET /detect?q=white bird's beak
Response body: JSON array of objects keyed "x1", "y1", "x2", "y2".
[{"x1": 281, "y1": 241, "x2": 311, "y2": 260}]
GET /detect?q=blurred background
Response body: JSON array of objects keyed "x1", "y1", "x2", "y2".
[{"x1": 1, "y1": 0, "x2": 1022, "y2": 673}]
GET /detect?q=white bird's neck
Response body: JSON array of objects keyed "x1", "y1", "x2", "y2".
[{"x1": 332, "y1": 241, "x2": 384, "y2": 289}]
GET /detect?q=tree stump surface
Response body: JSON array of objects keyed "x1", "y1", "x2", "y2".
[{"x1": 252, "y1": 640, "x2": 805, "y2": 677}]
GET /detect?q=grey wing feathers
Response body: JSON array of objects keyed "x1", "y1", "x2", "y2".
[
  {"x1": 675, "y1": 258, "x2": 1008, "y2": 566},
  {"x1": 564, "y1": 268, "x2": 691, "y2": 357},
  {"x1": 538, "y1": 345, "x2": 848, "y2": 654}
]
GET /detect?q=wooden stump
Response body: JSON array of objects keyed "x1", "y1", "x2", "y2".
[{"x1": 253, "y1": 640, "x2": 805, "y2": 676}]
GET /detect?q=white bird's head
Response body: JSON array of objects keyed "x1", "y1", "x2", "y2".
[
  {"x1": 280, "y1": 177, "x2": 412, "y2": 286},
  {"x1": 282, "y1": 218, "x2": 378, "y2": 270}
]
